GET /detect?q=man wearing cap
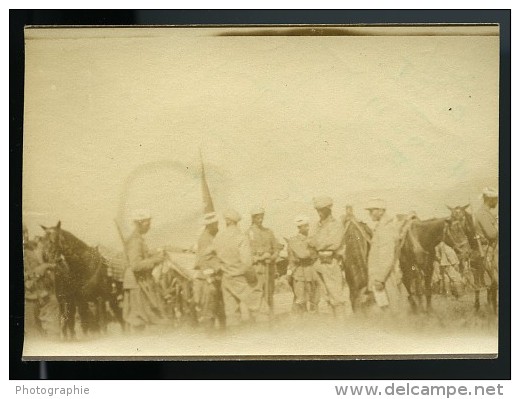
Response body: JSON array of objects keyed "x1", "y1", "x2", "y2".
[
  {"x1": 192, "y1": 212, "x2": 226, "y2": 330},
  {"x1": 341, "y1": 204, "x2": 372, "y2": 313},
  {"x1": 123, "y1": 209, "x2": 166, "y2": 331},
  {"x1": 210, "y1": 209, "x2": 254, "y2": 326},
  {"x1": 474, "y1": 187, "x2": 499, "y2": 312},
  {"x1": 365, "y1": 199, "x2": 404, "y2": 313},
  {"x1": 308, "y1": 196, "x2": 348, "y2": 319},
  {"x1": 247, "y1": 207, "x2": 280, "y2": 317},
  {"x1": 23, "y1": 229, "x2": 60, "y2": 337},
  {"x1": 287, "y1": 216, "x2": 319, "y2": 314},
  {"x1": 24, "y1": 225, "x2": 42, "y2": 335}
]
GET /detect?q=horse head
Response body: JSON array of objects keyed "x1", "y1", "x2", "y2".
[
  {"x1": 444, "y1": 204, "x2": 475, "y2": 260},
  {"x1": 40, "y1": 221, "x2": 65, "y2": 263}
]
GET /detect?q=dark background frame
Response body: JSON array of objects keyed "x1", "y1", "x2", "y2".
[{"x1": 10, "y1": 9, "x2": 511, "y2": 380}]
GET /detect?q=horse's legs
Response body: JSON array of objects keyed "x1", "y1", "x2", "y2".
[
  {"x1": 407, "y1": 295, "x2": 419, "y2": 314},
  {"x1": 65, "y1": 300, "x2": 76, "y2": 340},
  {"x1": 440, "y1": 266, "x2": 447, "y2": 295},
  {"x1": 77, "y1": 300, "x2": 90, "y2": 335},
  {"x1": 97, "y1": 296, "x2": 108, "y2": 333},
  {"x1": 474, "y1": 290, "x2": 481, "y2": 312},
  {"x1": 424, "y1": 268, "x2": 433, "y2": 312},
  {"x1": 90, "y1": 299, "x2": 101, "y2": 333},
  {"x1": 349, "y1": 287, "x2": 360, "y2": 313},
  {"x1": 184, "y1": 283, "x2": 198, "y2": 327},
  {"x1": 487, "y1": 283, "x2": 498, "y2": 315},
  {"x1": 108, "y1": 294, "x2": 124, "y2": 331},
  {"x1": 493, "y1": 286, "x2": 498, "y2": 315},
  {"x1": 58, "y1": 300, "x2": 68, "y2": 339},
  {"x1": 401, "y1": 268, "x2": 418, "y2": 314}
]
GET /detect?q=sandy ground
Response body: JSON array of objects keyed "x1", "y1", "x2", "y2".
[{"x1": 23, "y1": 291, "x2": 498, "y2": 360}]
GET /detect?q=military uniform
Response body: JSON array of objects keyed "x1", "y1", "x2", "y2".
[
  {"x1": 193, "y1": 228, "x2": 226, "y2": 328},
  {"x1": 247, "y1": 223, "x2": 280, "y2": 315},
  {"x1": 23, "y1": 242, "x2": 60, "y2": 337},
  {"x1": 308, "y1": 212, "x2": 347, "y2": 317},
  {"x1": 122, "y1": 229, "x2": 165, "y2": 329},
  {"x1": 287, "y1": 233, "x2": 319, "y2": 313},
  {"x1": 212, "y1": 219, "x2": 254, "y2": 326},
  {"x1": 475, "y1": 203, "x2": 498, "y2": 287},
  {"x1": 433, "y1": 242, "x2": 463, "y2": 297},
  {"x1": 366, "y1": 213, "x2": 406, "y2": 313}
]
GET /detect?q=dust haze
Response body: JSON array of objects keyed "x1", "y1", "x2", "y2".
[{"x1": 22, "y1": 26, "x2": 499, "y2": 358}]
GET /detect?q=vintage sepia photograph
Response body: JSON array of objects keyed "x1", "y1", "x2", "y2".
[{"x1": 22, "y1": 25, "x2": 499, "y2": 359}]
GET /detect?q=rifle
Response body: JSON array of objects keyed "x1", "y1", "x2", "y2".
[
  {"x1": 114, "y1": 220, "x2": 129, "y2": 261},
  {"x1": 114, "y1": 219, "x2": 169, "y2": 313},
  {"x1": 252, "y1": 249, "x2": 274, "y2": 316},
  {"x1": 283, "y1": 237, "x2": 295, "y2": 295}
]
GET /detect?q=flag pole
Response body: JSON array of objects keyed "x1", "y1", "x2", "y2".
[{"x1": 199, "y1": 147, "x2": 215, "y2": 214}]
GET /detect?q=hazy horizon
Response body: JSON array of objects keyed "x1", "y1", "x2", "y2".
[{"x1": 23, "y1": 28, "x2": 499, "y2": 250}]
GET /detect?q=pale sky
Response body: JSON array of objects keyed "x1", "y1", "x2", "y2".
[{"x1": 23, "y1": 27, "x2": 499, "y2": 249}]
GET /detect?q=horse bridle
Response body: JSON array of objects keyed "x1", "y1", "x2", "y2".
[
  {"x1": 442, "y1": 218, "x2": 471, "y2": 258},
  {"x1": 42, "y1": 228, "x2": 67, "y2": 266}
]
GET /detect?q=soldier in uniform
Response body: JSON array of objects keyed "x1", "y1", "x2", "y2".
[
  {"x1": 365, "y1": 198, "x2": 405, "y2": 314},
  {"x1": 286, "y1": 215, "x2": 319, "y2": 314},
  {"x1": 23, "y1": 228, "x2": 60, "y2": 337},
  {"x1": 474, "y1": 187, "x2": 499, "y2": 312},
  {"x1": 24, "y1": 225, "x2": 41, "y2": 335},
  {"x1": 122, "y1": 209, "x2": 166, "y2": 331},
  {"x1": 433, "y1": 241, "x2": 463, "y2": 298},
  {"x1": 247, "y1": 207, "x2": 280, "y2": 317},
  {"x1": 308, "y1": 196, "x2": 348, "y2": 319},
  {"x1": 211, "y1": 209, "x2": 254, "y2": 327},
  {"x1": 193, "y1": 212, "x2": 226, "y2": 330}
]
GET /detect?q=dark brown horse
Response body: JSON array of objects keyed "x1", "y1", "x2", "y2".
[
  {"x1": 342, "y1": 217, "x2": 372, "y2": 312},
  {"x1": 446, "y1": 205, "x2": 496, "y2": 313},
  {"x1": 399, "y1": 206, "x2": 475, "y2": 312},
  {"x1": 40, "y1": 221, "x2": 123, "y2": 339}
]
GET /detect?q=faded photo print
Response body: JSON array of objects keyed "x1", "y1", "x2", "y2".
[{"x1": 22, "y1": 26, "x2": 499, "y2": 359}]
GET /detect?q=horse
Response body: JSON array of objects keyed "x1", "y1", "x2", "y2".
[
  {"x1": 446, "y1": 205, "x2": 497, "y2": 314},
  {"x1": 399, "y1": 206, "x2": 475, "y2": 313},
  {"x1": 40, "y1": 221, "x2": 124, "y2": 339},
  {"x1": 342, "y1": 217, "x2": 372, "y2": 312}
]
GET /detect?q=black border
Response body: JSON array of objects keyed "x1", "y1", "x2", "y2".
[{"x1": 10, "y1": 9, "x2": 511, "y2": 380}]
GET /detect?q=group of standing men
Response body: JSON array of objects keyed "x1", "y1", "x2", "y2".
[
  {"x1": 22, "y1": 188, "x2": 499, "y2": 337},
  {"x1": 121, "y1": 193, "x2": 429, "y2": 331}
]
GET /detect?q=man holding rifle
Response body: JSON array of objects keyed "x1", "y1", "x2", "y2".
[
  {"x1": 122, "y1": 209, "x2": 166, "y2": 332},
  {"x1": 247, "y1": 207, "x2": 280, "y2": 318},
  {"x1": 286, "y1": 215, "x2": 319, "y2": 315}
]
